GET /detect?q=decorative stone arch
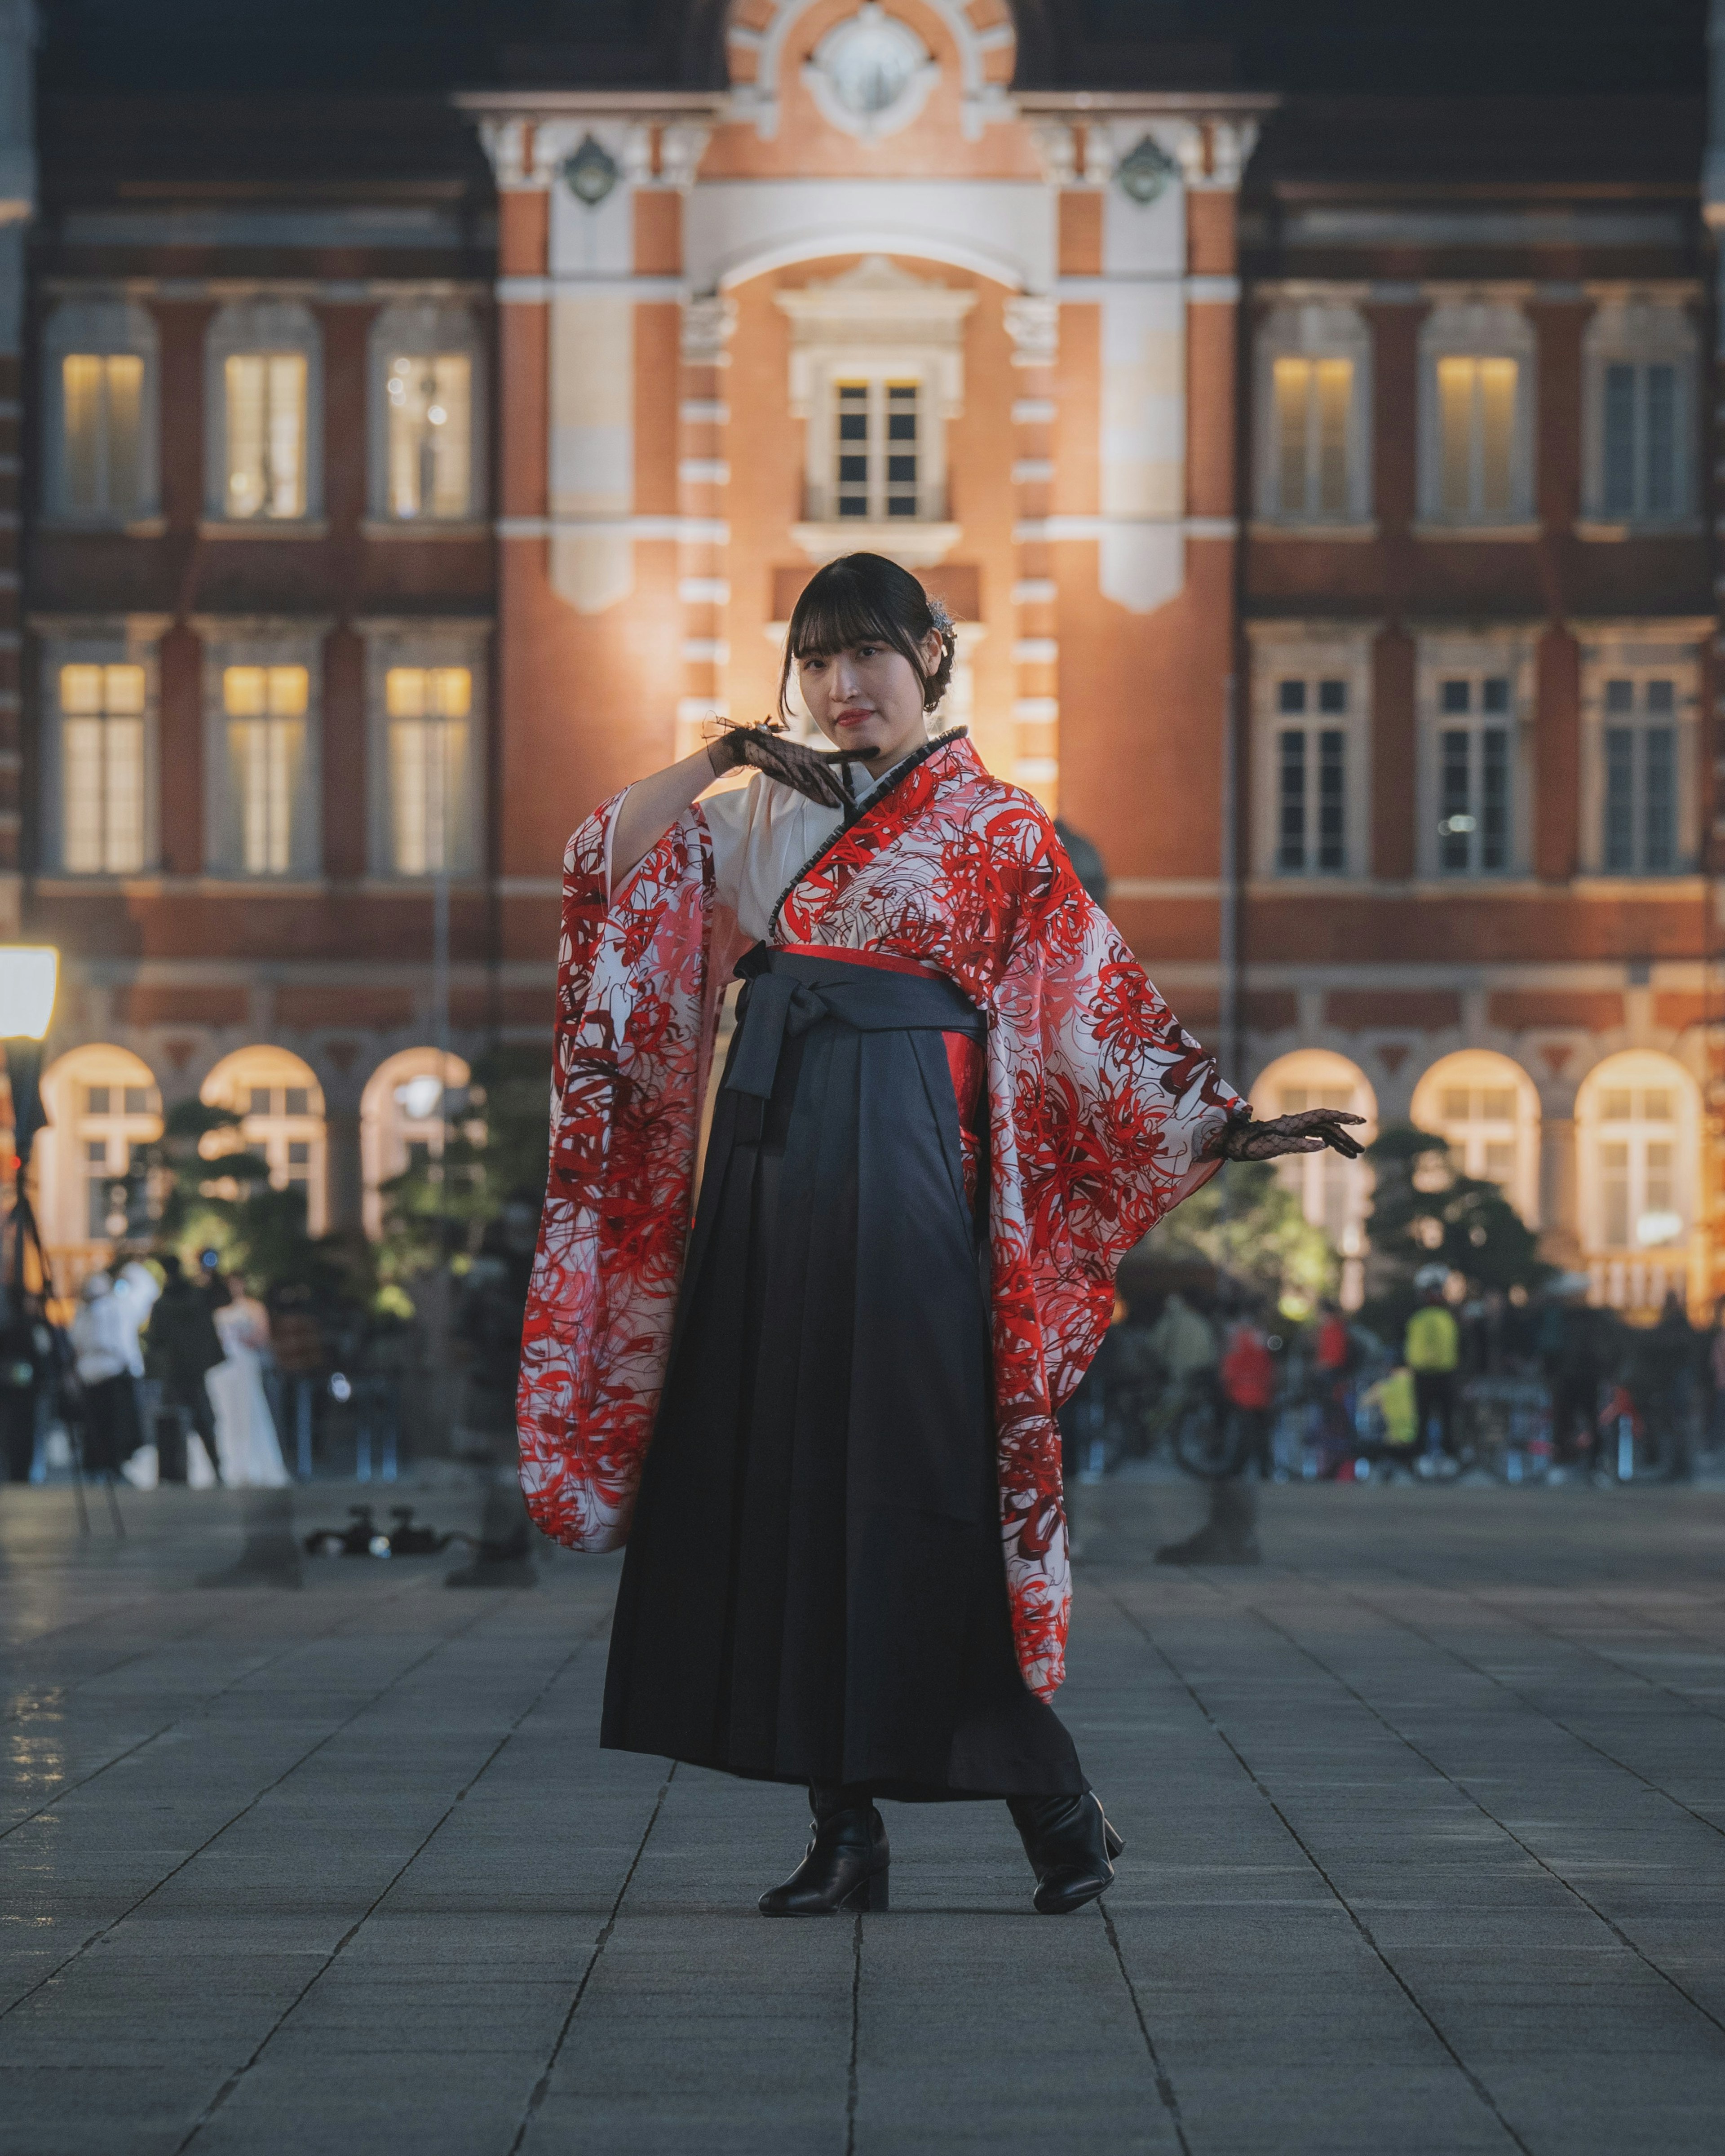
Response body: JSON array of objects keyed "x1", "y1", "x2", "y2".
[
  {"x1": 358, "y1": 1047, "x2": 472, "y2": 1241},
  {"x1": 1249, "y1": 1048, "x2": 1378, "y2": 1306},
  {"x1": 725, "y1": 0, "x2": 1015, "y2": 143},
  {"x1": 200, "y1": 1045, "x2": 328, "y2": 1236},
  {"x1": 1572, "y1": 1048, "x2": 1703, "y2": 1314},
  {"x1": 1409, "y1": 1048, "x2": 1542, "y2": 1227},
  {"x1": 36, "y1": 1043, "x2": 164, "y2": 1282}
]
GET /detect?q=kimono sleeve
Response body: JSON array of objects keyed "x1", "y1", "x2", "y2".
[
  {"x1": 992, "y1": 827, "x2": 1244, "y2": 1415},
  {"x1": 516, "y1": 791, "x2": 715, "y2": 1552}
]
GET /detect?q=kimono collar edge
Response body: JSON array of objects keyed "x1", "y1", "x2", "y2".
[{"x1": 765, "y1": 727, "x2": 971, "y2": 940}]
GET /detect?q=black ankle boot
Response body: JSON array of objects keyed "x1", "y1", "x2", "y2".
[
  {"x1": 758, "y1": 1786, "x2": 890, "y2": 1917},
  {"x1": 1007, "y1": 1789, "x2": 1124, "y2": 1915}
]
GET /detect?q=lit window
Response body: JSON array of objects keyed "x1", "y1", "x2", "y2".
[
  {"x1": 222, "y1": 665, "x2": 308, "y2": 875},
  {"x1": 833, "y1": 379, "x2": 920, "y2": 521},
  {"x1": 1436, "y1": 356, "x2": 1518, "y2": 520},
  {"x1": 62, "y1": 354, "x2": 145, "y2": 518},
  {"x1": 1433, "y1": 675, "x2": 1513, "y2": 875},
  {"x1": 71, "y1": 1070, "x2": 159, "y2": 1240},
  {"x1": 200, "y1": 1049, "x2": 327, "y2": 1233},
  {"x1": 386, "y1": 353, "x2": 473, "y2": 519},
  {"x1": 1595, "y1": 1086, "x2": 1678, "y2": 1250},
  {"x1": 45, "y1": 300, "x2": 159, "y2": 525},
  {"x1": 59, "y1": 662, "x2": 147, "y2": 874},
  {"x1": 1272, "y1": 357, "x2": 1353, "y2": 519},
  {"x1": 385, "y1": 666, "x2": 473, "y2": 875},
  {"x1": 225, "y1": 353, "x2": 307, "y2": 520},
  {"x1": 1411, "y1": 1053, "x2": 1540, "y2": 1225}
]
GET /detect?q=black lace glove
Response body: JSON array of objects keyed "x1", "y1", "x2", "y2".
[
  {"x1": 1204, "y1": 1108, "x2": 1367, "y2": 1163},
  {"x1": 709, "y1": 724, "x2": 855, "y2": 810}
]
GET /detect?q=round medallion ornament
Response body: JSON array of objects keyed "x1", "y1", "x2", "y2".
[
  {"x1": 563, "y1": 134, "x2": 620, "y2": 209},
  {"x1": 1115, "y1": 134, "x2": 1178, "y2": 207},
  {"x1": 804, "y1": 3, "x2": 940, "y2": 142}
]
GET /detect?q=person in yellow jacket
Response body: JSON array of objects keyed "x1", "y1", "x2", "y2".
[{"x1": 1405, "y1": 1274, "x2": 1460, "y2": 1461}]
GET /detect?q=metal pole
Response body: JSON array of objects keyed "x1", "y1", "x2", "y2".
[{"x1": 1219, "y1": 671, "x2": 1241, "y2": 1088}]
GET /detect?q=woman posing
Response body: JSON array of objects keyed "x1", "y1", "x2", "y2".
[{"x1": 518, "y1": 553, "x2": 1360, "y2": 1917}]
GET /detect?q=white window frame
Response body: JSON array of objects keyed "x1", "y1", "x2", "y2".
[
  {"x1": 194, "y1": 616, "x2": 327, "y2": 880},
  {"x1": 1417, "y1": 300, "x2": 1536, "y2": 529},
  {"x1": 1410, "y1": 1049, "x2": 1542, "y2": 1227},
  {"x1": 1575, "y1": 1051, "x2": 1700, "y2": 1267},
  {"x1": 1575, "y1": 625, "x2": 1701, "y2": 878},
  {"x1": 1253, "y1": 301, "x2": 1373, "y2": 528},
  {"x1": 366, "y1": 300, "x2": 487, "y2": 528},
  {"x1": 203, "y1": 297, "x2": 324, "y2": 527},
  {"x1": 360, "y1": 620, "x2": 490, "y2": 880},
  {"x1": 1247, "y1": 625, "x2": 1373, "y2": 880},
  {"x1": 35, "y1": 615, "x2": 165, "y2": 877},
  {"x1": 41, "y1": 297, "x2": 161, "y2": 528},
  {"x1": 775, "y1": 258, "x2": 972, "y2": 560},
  {"x1": 1415, "y1": 630, "x2": 1535, "y2": 880},
  {"x1": 1580, "y1": 298, "x2": 1698, "y2": 531}
]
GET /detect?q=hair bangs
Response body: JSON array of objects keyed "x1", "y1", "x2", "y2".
[{"x1": 787, "y1": 576, "x2": 910, "y2": 665}]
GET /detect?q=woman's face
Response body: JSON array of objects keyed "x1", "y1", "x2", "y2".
[{"x1": 797, "y1": 630, "x2": 944, "y2": 771}]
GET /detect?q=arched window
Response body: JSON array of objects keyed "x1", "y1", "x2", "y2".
[
  {"x1": 200, "y1": 1047, "x2": 327, "y2": 1234},
  {"x1": 42, "y1": 298, "x2": 160, "y2": 526},
  {"x1": 1254, "y1": 301, "x2": 1373, "y2": 527},
  {"x1": 367, "y1": 301, "x2": 484, "y2": 525},
  {"x1": 1575, "y1": 1050, "x2": 1701, "y2": 1312},
  {"x1": 204, "y1": 298, "x2": 323, "y2": 526},
  {"x1": 1250, "y1": 1050, "x2": 1378, "y2": 1306},
  {"x1": 1418, "y1": 300, "x2": 1536, "y2": 528},
  {"x1": 358, "y1": 1047, "x2": 471, "y2": 1239},
  {"x1": 1409, "y1": 1051, "x2": 1541, "y2": 1226},
  {"x1": 1582, "y1": 299, "x2": 1698, "y2": 529},
  {"x1": 35, "y1": 1045, "x2": 162, "y2": 1280}
]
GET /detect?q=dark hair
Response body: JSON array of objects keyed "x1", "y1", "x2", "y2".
[
  {"x1": 778, "y1": 553, "x2": 955, "y2": 724},
  {"x1": 158, "y1": 1252, "x2": 182, "y2": 1279}
]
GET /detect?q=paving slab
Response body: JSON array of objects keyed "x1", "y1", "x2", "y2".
[{"x1": 3, "y1": 1478, "x2": 1725, "y2": 2153}]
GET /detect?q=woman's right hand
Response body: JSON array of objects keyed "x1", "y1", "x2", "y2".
[{"x1": 712, "y1": 726, "x2": 854, "y2": 810}]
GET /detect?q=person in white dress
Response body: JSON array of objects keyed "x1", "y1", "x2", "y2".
[{"x1": 206, "y1": 1278, "x2": 288, "y2": 1487}]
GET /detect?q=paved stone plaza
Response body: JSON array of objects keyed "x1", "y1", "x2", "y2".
[{"x1": 3, "y1": 1477, "x2": 1724, "y2": 2155}]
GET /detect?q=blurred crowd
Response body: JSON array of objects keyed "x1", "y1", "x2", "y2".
[
  {"x1": 0, "y1": 1210, "x2": 536, "y2": 1489},
  {"x1": 1059, "y1": 1269, "x2": 1723, "y2": 1488}
]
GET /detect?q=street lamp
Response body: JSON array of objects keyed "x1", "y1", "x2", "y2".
[{"x1": 1, "y1": 946, "x2": 60, "y2": 1288}]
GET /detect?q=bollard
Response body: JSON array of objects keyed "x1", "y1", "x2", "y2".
[
  {"x1": 445, "y1": 1469, "x2": 538, "y2": 1588},
  {"x1": 1154, "y1": 1476, "x2": 1262, "y2": 1567},
  {"x1": 197, "y1": 1486, "x2": 305, "y2": 1589}
]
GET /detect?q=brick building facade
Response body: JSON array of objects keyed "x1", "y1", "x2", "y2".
[{"x1": 4, "y1": 0, "x2": 1721, "y2": 1315}]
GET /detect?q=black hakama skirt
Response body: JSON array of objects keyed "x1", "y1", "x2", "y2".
[{"x1": 601, "y1": 943, "x2": 1083, "y2": 1802}]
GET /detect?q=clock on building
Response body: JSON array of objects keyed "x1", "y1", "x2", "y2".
[{"x1": 803, "y1": 2, "x2": 940, "y2": 141}]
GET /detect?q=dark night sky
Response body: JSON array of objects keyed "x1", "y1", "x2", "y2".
[{"x1": 36, "y1": 0, "x2": 1709, "y2": 96}]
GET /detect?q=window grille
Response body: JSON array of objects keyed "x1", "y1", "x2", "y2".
[
  {"x1": 222, "y1": 665, "x2": 308, "y2": 876},
  {"x1": 225, "y1": 353, "x2": 307, "y2": 520},
  {"x1": 59, "y1": 663, "x2": 147, "y2": 875},
  {"x1": 834, "y1": 379, "x2": 920, "y2": 520},
  {"x1": 1435, "y1": 676, "x2": 1513, "y2": 874},
  {"x1": 1271, "y1": 357, "x2": 1353, "y2": 519},
  {"x1": 385, "y1": 666, "x2": 473, "y2": 875},
  {"x1": 385, "y1": 353, "x2": 472, "y2": 520},
  {"x1": 62, "y1": 354, "x2": 145, "y2": 518}
]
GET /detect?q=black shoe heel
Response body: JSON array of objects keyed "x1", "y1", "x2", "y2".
[
  {"x1": 759, "y1": 1789, "x2": 890, "y2": 1917},
  {"x1": 840, "y1": 1868, "x2": 890, "y2": 1913},
  {"x1": 1008, "y1": 1789, "x2": 1119, "y2": 1916}
]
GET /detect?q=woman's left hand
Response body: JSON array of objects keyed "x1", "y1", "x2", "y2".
[{"x1": 1205, "y1": 1109, "x2": 1367, "y2": 1163}]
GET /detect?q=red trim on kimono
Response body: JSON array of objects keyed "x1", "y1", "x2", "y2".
[{"x1": 518, "y1": 736, "x2": 1242, "y2": 1698}]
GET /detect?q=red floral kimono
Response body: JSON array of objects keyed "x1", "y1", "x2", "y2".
[{"x1": 518, "y1": 731, "x2": 1239, "y2": 1700}]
